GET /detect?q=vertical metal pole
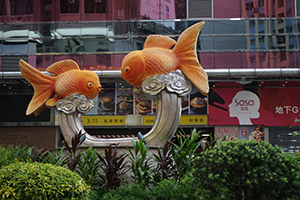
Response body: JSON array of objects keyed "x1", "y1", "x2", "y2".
[
  {"x1": 295, "y1": 0, "x2": 298, "y2": 16},
  {"x1": 186, "y1": 0, "x2": 189, "y2": 18},
  {"x1": 211, "y1": 0, "x2": 214, "y2": 18}
]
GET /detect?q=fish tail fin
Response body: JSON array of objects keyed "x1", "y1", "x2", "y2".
[
  {"x1": 19, "y1": 59, "x2": 56, "y2": 116},
  {"x1": 173, "y1": 21, "x2": 209, "y2": 96}
]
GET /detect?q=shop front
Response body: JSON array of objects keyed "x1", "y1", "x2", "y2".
[{"x1": 208, "y1": 80, "x2": 300, "y2": 152}]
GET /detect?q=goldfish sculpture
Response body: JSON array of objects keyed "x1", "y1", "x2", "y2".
[
  {"x1": 19, "y1": 59, "x2": 102, "y2": 116},
  {"x1": 121, "y1": 21, "x2": 209, "y2": 96}
]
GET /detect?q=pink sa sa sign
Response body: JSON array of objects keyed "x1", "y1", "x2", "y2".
[{"x1": 208, "y1": 87, "x2": 300, "y2": 126}]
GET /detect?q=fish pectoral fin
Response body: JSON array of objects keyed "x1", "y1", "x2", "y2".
[
  {"x1": 46, "y1": 97, "x2": 60, "y2": 108},
  {"x1": 33, "y1": 105, "x2": 46, "y2": 116},
  {"x1": 26, "y1": 90, "x2": 55, "y2": 116},
  {"x1": 144, "y1": 35, "x2": 176, "y2": 49},
  {"x1": 180, "y1": 62, "x2": 209, "y2": 96},
  {"x1": 46, "y1": 59, "x2": 80, "y2": 75}
]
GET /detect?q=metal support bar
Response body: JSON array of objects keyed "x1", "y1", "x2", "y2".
[{"x1": 2, "y1": 68, "x2": 300, "y2": 80}]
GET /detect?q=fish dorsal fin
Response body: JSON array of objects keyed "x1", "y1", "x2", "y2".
[
  {"x1": 46, "y1": 59, "x2": 80, "y2": 75},
  {"x1": 144, "y1": 35, "x2": 176, "y2": 49}
]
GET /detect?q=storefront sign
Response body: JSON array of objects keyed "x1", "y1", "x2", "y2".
[
  {"x1": 209, "y1": 86, "x2": 300, "y2": 126},
  {"x1": 143, "y1": 115, "x2": 207, "y2": 125},
  {"x1": 214, "y1": 125, "x2": 238, "y2": 141},
  {"x1": 81, "y1": 116, "x2": 126, "y2": 126}
]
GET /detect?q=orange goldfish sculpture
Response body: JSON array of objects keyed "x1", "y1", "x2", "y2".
[
  {"x1": 19, "y1": 59, "x2": 102, "y2": 116},
  {"x1": 121, "y1": 21, "x2": 209, "y2": 96}
]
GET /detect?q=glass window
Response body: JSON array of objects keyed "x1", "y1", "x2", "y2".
[
  {"x1": 188, "y1": 0, "x2": 211, "y2": 18},
  {"x1": 278, "y1": 0, "x2": 284, "y2": 8},
  {"x1": 278, "y1": 12, "x2": 284, "y2": 23},
  {"x1": 60, "y1": 0, "x2": 79, "y2": 13},
  {"x1": 246, "y1": 2, "x2": 254, "y2": 10},
  {"x1": 0, "y1": 0, "x2": 6, "y2": 16},
  {"x1": 10, "y1": 0, "x2": 33, "y2": 15},
  {"x1": 175, "y1": 0, "x2": 186, "y2": 19},
  {"x1": 297, "y1": 0, "x2": 300, "y2": 16},
  {"x1": 85, "y1": 0, "x2": 107, "y2": 14}
]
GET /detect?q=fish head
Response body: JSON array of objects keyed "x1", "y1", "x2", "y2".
[
  {"x1": 120, "y1": 51, "x2": 145, "y2": 88},
  {"x1": 76, "y1": 71, "x2": 101, "y2": 99}
]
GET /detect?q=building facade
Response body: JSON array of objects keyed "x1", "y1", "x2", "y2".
[{"x1": 0, "y1": 0, "x2": 299, "y2": 151}]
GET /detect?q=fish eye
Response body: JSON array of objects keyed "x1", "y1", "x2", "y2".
[
  {"x1": 87, "y1": 82, "x2": 93, "y2": 89},
  {"x1": 124, "y1": 66, "x2": 131, "y2": 73}
]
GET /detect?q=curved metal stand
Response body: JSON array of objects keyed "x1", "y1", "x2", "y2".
[
  {"x1": 136, "y1": 70, "x2": 192, "y2": 145},
  {"x1": 57, "y1": 70, "x2": 192, "y2": 147},
  {"x1": 56, "y1": 94, "x2": 135, "y2": 147}
]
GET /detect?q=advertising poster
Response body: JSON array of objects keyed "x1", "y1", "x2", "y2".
[
  {"x1": 116, "y1": 84, "x2": 134, "y2": 115},
  {"x1": 76, "y1": 81, "x2": 209, "y2": 126},
  {"x1": 98, "y1": 83, "x2": 116, "y2": 115},
  {"x1": 239, "y1": 125, "x2": 264, "y2": 141},
  {"x1": 209, "y1": 82, "x2": 300, "y2": 126},
  {"x1": 134, "y1": 97, "x2": 153, "y2": 115},
  {"x1": 189, "y1": 87, "x2": 208, "y2": 115}
]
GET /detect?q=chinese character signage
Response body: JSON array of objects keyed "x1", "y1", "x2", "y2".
[
  {"x1": 215, "y1": 125, "x2": 264, "y2": 142},
  {"x1": 214, "y1": 126, "x2": 238, "y2": 142},
  {"x1": 82, "y1": 116, "x2": 126, "y2": 126},
  {"x1": 143, "y1": 115, "x2": 207, "y2": 125},
  {"x1": 209, "y1": 85, "x2": 300, "y2": 126}
]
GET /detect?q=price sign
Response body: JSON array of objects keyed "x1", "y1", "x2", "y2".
[{"x1": 81, "y1": 116, "x2": 126, "y2": 126}]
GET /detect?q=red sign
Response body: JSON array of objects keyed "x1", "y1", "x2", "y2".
[
  {"x1": 241, "y1": 128, "x2": 247, "y2": 136},
  {"x1": 209, "y1": 86, "x2": 300, "y2": 126}
]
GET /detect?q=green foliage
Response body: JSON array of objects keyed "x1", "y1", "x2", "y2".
[
  {"x1": 0, "y1": 144, "x2": 68, "y2": 169},
  {"x1": 100, "y1": 178, "x2": 201, "y2": 200},
  {"x1": 24, "y1": 146, "x2": 48, "y2": 162},
  {"x1": 97, "y1": 144, "x2": 129, "y2": 190},
  {"x1": 150, "y1": 178, "x2": 201, "y2": 200},
  {"x1": 101, "y1": 183, "x2": 151, "y2": 200},
  {"x1": 44, "y1": 146, "x2": 68, "y2": 166},
  {"x1": 193, "y1": 140, "x2": 300, "y2": 200},
  {"x1": 76, "y1": 147, "x2": 102, "y2": 187},
  {"x1": 171, "y1": 128, "x2": 203, "y2": 181},
  {"x1": 127, "y1": 139, "x2": 153, "y2": 187},
  {"x1": 88, "y1": 188, "x2": 106, "y2": 200},
  {"x1": 0, "y1": 162, "x2": 90, "y2": 200},
  {"x1": 0, "y1": 145, "x2": 29, "y2": 168}
]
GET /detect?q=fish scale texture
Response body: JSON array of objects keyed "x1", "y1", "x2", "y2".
[
  {"x1": 143, "y1": 49, "x2": 178, "y2": 77},
  {"x1": 55, "y1": 71, "x2": 78, "y2": 98}
]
